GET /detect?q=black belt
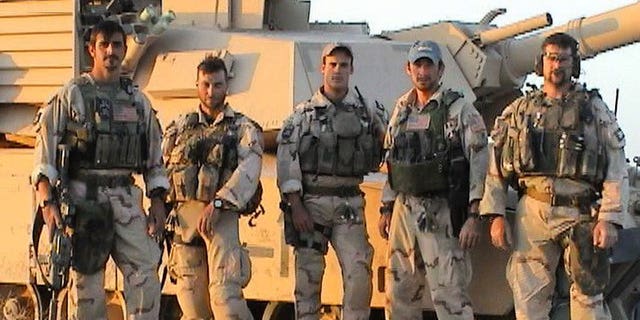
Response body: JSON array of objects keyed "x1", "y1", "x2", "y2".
[
  {"x1": 303, "y1": 185, "x2": 362, "y2": 197},
  {"x1": 525, "y1": 189, "x2": 596, "y2": 208}
]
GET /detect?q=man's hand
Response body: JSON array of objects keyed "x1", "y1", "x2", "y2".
[
  {"x1": 459, "y1": 217, "x2": 481, "y2": 249},
  {"x1": 593, "y1": 220, "x2": 618, "y2": 249},
  {"x1": 378, "y1": 213, "x2": 392, "y2": 240},
  {"x1": 147, "y1": 197, "x2": 167, "y2": 238},
  {"x1": 37, "y1": 178, "x2": 61, "y2": 241},
  {"x1": 490, "y1": 216, "x2": 512, "y2": 250},
  {"x1": 291, "y1": 202, "x2": 314, "y2": 233},
  {"x1": 198, "y1": 201, "x2": 221, "y2": 236},
  {"x1": 42, "y1": 203, "x2": 62, "y2": 242}
]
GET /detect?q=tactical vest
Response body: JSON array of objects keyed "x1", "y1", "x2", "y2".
[
  {"x1": 501, "y1": 89, "x2": 606, "y2": 185},
  {"x1": 166, "y1": 112, "x2": 240, "y2": 204},
  {"x1": 63, "y1": 76, "x2": 146, "y2": 171},
  {"x1": 388, "y1": 90, "x2": 464, "y2": 195},
  {"x1": 298, "y1": 101, "x2": 381, "y2": 177}
]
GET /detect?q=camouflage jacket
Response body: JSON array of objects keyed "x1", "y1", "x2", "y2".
[
  {"x1": 276, "y1": 87, "x2": 386, "y2": 194},
  {"x1": 31, "y1": 73, "x2": 169, "y2": 196},
  {"x1": 480, "y1": 83, "x2": 627, "y2": 226},
  {"x1": 162, "y1": 104, "x2": 263, "y2": 209}
]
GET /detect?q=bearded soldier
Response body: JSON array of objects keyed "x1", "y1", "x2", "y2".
[
  {"x1": 480, "y1": 32, "x2": 625, "y2": 319},
  {"x1": 379, "y1": 40, "x2": 489, "y2": 320},
  {"x1": 163, "y1": 55, "x2": 262, "y2": 320},
  {"x1": 32, "y1": 20, "x2": 168, "y2": 319},
  {"x1": 276, "y1": 43, "x2": 385, "y2": 320}
]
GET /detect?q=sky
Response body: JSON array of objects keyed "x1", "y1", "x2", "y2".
[{"x1": 309, "y1": 0, "x2": 640, "y2": 159}]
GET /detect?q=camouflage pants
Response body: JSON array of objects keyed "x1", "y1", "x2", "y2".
[
  {"x1": 385, "y1": 194, "x2": 474, "y2": 320},
  {"x1": 295, "y1": 194, "x2": 373, "y2": 320},
  {"x1": 67, "y1": 182, "x2": 161, "y2": 320},
  {"x1": 508, "y1": 195, "x2": 610, "y2": 320},
  {"x1": 168, "y1": 210, "x2": 253, "y2": 320}
]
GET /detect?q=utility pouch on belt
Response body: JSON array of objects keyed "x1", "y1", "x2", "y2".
[
  {"x1": 569, "y1": 221, "x2": 610, "y2": 296},
  {"x1": 72, "y1": 200, "x2": 114, "y2": 274},
  {"x1": 281, "y1": 201, "x2": 332, "y2": 254}
]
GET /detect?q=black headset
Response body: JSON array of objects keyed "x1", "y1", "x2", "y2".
[{"x1": 534, "y1": 36, "x2": 581, "y2": 78}]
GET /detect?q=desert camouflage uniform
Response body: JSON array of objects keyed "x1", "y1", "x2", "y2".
[
  {"x1": 163, "y1": 104, "x2": 262, "y2": 320},
  {"x1": 480, "y1": 84, "x2": 626, "y2": 320},
  {"x1": 277, "y1": 88, "x2": 385, "y2": 320},
  {"x1": 382, "y1": 87, "x2": 488, "y2": 320},
  {"x1": 32, "y1": 73, "x2": 169, "y2": 320}
]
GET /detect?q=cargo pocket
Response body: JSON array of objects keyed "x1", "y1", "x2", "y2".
[
  {"x1": 568, "y1": 222, "x2": 609, "y2": 296},
  {"x1": 507, "y1": 252, "x2": 552, "y2": 302},
  {"x1": 213, "y1": 247, "x2": 252, "y2": 289},
  {"x1": 168, "y1": 244, "x2": 208, "y2": 287}
]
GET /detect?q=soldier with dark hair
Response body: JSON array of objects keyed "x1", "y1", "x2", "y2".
[
  {"x1": 163, "y1": 55, "x2": 262, "y2": 320},
  {"x1": 276, "y1": 43, "x2": 385, "y2": 320},
  {"x1": 380, "y1": 40, "x2": 488, "y2": 319},
  {"x1": 481, "y1": 32, "x2": 625, "y2": 319},
  {"x1": 32, "y1": 20, "x2": 168, "y2": 319}
]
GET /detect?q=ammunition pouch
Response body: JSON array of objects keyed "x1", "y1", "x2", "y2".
[
  {"x1": 569, "y1": 221, "x2": 610, "y2": 296},
  {"x1": 72, "y1": 199, "x2": 114, "y2": 275},
  {"x1": 388, "y1": 154, "x2": 449, "y2": 195}
]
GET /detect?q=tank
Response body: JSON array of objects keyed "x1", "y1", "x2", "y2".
[{"x1": 1, "y1": 1, "x2": 640, "y2": 319}]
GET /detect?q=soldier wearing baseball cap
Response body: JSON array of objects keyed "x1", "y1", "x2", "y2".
[
  {"x1": 276, "y1": 41, "x2": 385, "y2": 320},
  {"x1": 379, "y1": 39, "x2": 488, "y2": 319}
]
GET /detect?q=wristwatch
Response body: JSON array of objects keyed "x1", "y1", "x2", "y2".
[{"x1": 212, "y1": 198, "x2": 225, "y2": 210}]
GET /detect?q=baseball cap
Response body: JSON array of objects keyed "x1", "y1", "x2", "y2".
[
  {"x1": 407, "y1": 40, "x2": 442, "y2": 64},
  {"x1": 321, "y1": 42, "x2": 353, "y2": 63}
]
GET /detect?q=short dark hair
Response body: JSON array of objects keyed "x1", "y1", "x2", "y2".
[
  {"x1": 541, "y1": 32, "x2": 579, "y2": 56},
  {"x1": 197, "y1": 55, "x2": 228, "y2": 79},
  {"x1": 89, "y1": 20, "x2": 127, "y2": 48}
]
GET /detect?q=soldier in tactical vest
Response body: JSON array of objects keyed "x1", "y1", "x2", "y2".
[
  {"x1": 480, "y1": 32, "x2": 625, "y2": 319},
  {"x1": 32, "y1": 20, "x2": 168, "y2": 319},
  {"x1": 162, "y1": 55, "x2": 262, "y2": 320},
  {"x1": 276, "y1": 43, "x2": 385, "y2": 320},
  {"x1": 379, "y1": 40, "x2": 489, "y2": 319}
]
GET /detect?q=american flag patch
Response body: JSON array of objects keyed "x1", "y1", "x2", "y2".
[
  {"x1": 406, "y1": 114, "x2": 430, "y2": 130},
  {"x1": 113, "y1": 105, "x2": 139, "y2": 122}
]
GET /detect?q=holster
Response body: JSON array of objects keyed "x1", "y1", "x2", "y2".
[
  {"x1": 448, "y1": 151, "x2": 470, "y2": 237},
  {"x1": 569, "y1": 221, "x2": 610, "y2": 296},
  {"x1": 281, "y1": 201, "x2": 333, "y2": 254},
  {"x1": 72, "y1": 199, "x2": 114, "y2": 274}
]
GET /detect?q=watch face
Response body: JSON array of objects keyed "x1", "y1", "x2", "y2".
[{"x1": 213, "y1": 199, "x2": 223, "y2": 208}]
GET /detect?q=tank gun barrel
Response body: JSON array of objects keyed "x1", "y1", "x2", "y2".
[
  {"x1": 476, "y1": 13, "x2": 552, "y2": 46},
  {"x1": 504, "y1": 1, "x2": 640, "y2": 80}
]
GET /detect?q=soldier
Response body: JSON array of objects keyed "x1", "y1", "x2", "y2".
[
  {"x1": 32, "y1": 20, "x2": 168, "y2": 319},
  {"x1": 379, "y1": 40, "x2": 488, "y2": 319},
  {"x1": 163, "y1": 55, "x2": 262, "y2": 320},
  {"x1": 276, "y1": 43, "x2": 385, "y2": 320},
  {"x1": 480, "y1": 32, "x2": 624, "y2": 319}
]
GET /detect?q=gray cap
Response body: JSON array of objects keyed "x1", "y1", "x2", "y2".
[
  {"x1": 321, "y1": 42, "x2": 353, "y2": 62},
  {"x1": 407, "y1": 40, "x2": 442, "y2": 64}
]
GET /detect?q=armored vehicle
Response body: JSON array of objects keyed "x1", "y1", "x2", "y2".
[{"x1": 0, "y1": 1, "x2": 639, "y2": 319}]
